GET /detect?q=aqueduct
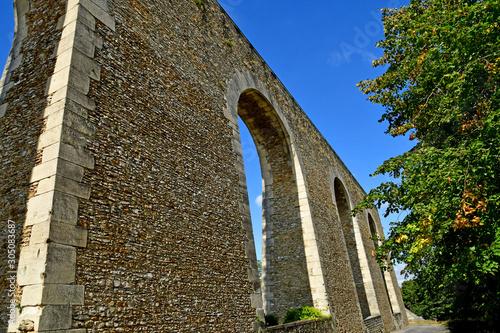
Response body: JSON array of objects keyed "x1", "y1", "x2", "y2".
[{"x1": 0, "y1": 0, "x2": 407, "y2": 332}]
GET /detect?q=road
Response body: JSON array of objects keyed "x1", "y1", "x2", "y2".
[{"x1": 394, "y1": 325, "x2": 450, "y2": 333}]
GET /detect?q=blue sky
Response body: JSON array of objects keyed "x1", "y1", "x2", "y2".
[{"x1": 0, "y1": 0, "x2": 412, "y2": 283}]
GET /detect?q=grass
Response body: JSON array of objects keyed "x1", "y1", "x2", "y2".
[{"x1": 407, "y1": 319, "x2": 442, "y2": 326}]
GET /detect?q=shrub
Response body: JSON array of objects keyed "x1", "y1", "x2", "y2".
[
  {"x1": 282, "y1": 306, "x2": 329, "y2": 324},
  {"x1": 265, "y1": 314, "x2": 279, "y2": 327}
]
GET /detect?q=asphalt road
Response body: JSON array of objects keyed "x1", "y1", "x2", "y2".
[{"x1": 394, "y1": 325, "x2": 450, "y2": 333}]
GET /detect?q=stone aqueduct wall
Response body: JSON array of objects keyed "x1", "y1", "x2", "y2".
[
  {"x1": 267, "y1": 318, "x2": 336, "y2": 333},
  {"x1": 0, "y1": 0, "x2": 408, "y2": 332}
]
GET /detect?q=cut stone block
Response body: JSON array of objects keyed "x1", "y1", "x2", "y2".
[
  {"x1": 42, "y1": 142, "x2": 94, "y2": 169},
  {"x1": 17, "y1": 243, "x2": 77, "y2": 286},
  {"x1": 78, "y1": 0, "x2": 116, "y2": 31},
  {"x1": 0, "y1": 103, "x2": 7, "y2": 117},
  {"x1": 50, "y1": 85, "x2": 96, "y2": 112},
  {"x1": 30, "y1": 220, "x2": 88, "y2": 248},
  {"x1": 17, "y1": 244, "x2": 49, "y2": 286},
  {"x1": 38, "y1": 175, "x2": 90, "y2": 199},
  {"x1": 38, "y1": 305, "x2": 73, "y2": 331},
  {"x1": 26, "y1": 190, "x2": 79, "y2": 226},
  {"x1": 21, "y1": 284, "x2": 84, "y2": 307},
  {"x1": 31, "y1": 159, "x2": 84, "y2": 183},
  {"x1": 45, "y1": 108, "x2": 96, "y2": 137}
]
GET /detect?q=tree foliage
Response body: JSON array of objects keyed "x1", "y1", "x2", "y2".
[
  {"x1": 354, "y1": 0, "x2": 500, "y2": 325},
  {"x1": 401, "y1": 280, "x2": 421, "y2": 314},
  {"x1": 401, "y1": 279, "x2": 454, "y2": 320}
]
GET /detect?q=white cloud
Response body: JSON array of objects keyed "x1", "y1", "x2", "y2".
[{"x1": 255, "y1": 195, "x2": 263, "y2": 208}]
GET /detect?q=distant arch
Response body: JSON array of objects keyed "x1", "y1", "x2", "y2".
[
  {"x1": 333, "y1": 177, "x2": 380, "y2": 318},
  {"x1": 368, "y1": 212, "x2": 401, "y2": 315}
]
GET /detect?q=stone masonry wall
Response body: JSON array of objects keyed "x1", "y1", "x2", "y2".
[
  {"x1": 283, "y1": 105, "x2": 408, "y2": 330},
  {"x1": 0, "y1": 0, "x2": 67, "y2": 330},
  {"x1": 0, "y1": 0, "x2": 407, "y2": 332},
  {"x1": 71, "y1": 0, "x2": 365, "y2": 330},
  {"x1": 267, "y1": 318, "x2": 336, "y2": 333},
  {"x1": 73, "y1": 4, "x2": 256, "y2": 331},
  {"x1": 293, "y1": 127, "x2": 368, "y2": 333},
  {"x1": 364, "y1": 315, "x2": 384, "y2": 333}
]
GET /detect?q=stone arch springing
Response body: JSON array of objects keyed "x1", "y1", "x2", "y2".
[
  {"x1": 224, "y1": 71, "x2": 330, "y2": 322},
  {"x1": 333, "y1": 177, "x2": 380, "y2": 318},
  {"x1": 368, "y1": 212, "x2": 401, "y2": 315}
]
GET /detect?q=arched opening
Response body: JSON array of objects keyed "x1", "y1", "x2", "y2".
[
  {"x1": 368, "y1": 213, "x2": 400, "y2": 315},
  {"x1": 236, "y1": 88, "x2": 313, "y2": 320},
  {"x1": 239, "y1": 117, "x2": 263, "y2": 260},
  {"x1": 368, "y1": 213, "x2": 393, "y2": 314},
  {"x1": 334, "y1": 178, "x2": 371, "y2": 318}
]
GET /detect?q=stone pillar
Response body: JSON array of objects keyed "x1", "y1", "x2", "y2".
[{"x1": 8, "y1": 0, "x2": 115, "y2": 331}]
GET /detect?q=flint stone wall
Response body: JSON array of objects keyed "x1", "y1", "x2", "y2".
[
  {"x1": 266, "y1": 318, "x2": 336, "y2": 333},
  {"x1": 364, "y1": 315, "x2": 384, "y2": 333}
]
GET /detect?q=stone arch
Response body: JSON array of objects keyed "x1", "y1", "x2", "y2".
[
  {"x1": 367, "y1": 212, "x2": 401, "y2": 315},
  {"x1": 239, "y1": 88, "x2": 311, "y2": 318},
  {"x1": 0, "y1": 0, "x2": 29, "y2": 116},
  {"x1": 332, "y1": 177, "x2": 380, "y2": 318},
  {"x1": 224, "y1": 71, "x2": 330, "y2": 320}
]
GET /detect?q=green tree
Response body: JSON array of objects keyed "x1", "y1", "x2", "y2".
[
  {"x1": 401, "y1": 280, "x2": 421, "y2": 314},
  {"x1": 354, "y1": 0, "x2": 500, "y2": 326},
  {"x1": 401, "y1": 279, "x2": 454, "y2": 320}
]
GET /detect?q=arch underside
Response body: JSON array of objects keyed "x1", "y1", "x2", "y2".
[
  {"x1": 238, "y1": 89, "x2": 313, "y2": 318},
  {"x1": 334, "y1": 178, "x2": 372, "y2": 318}
]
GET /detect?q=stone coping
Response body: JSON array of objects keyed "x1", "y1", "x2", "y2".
[{"x1": 266, "y1": 316, "x2": 333, "y2": 331}]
